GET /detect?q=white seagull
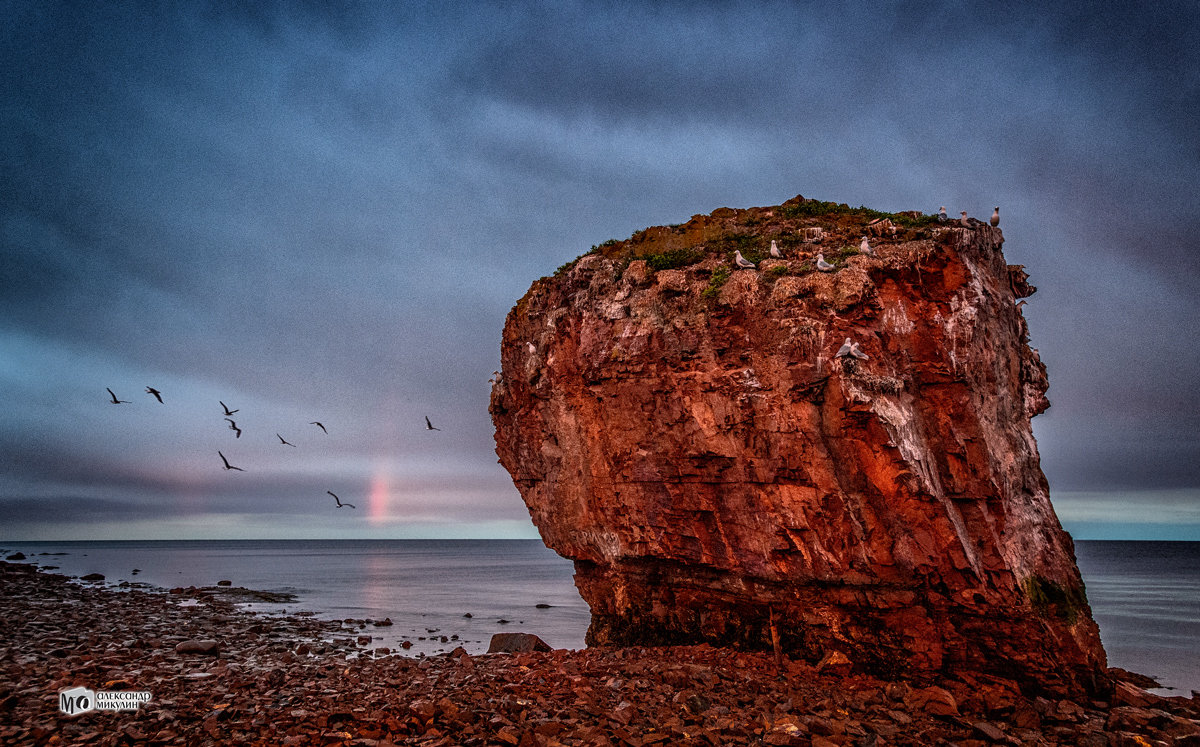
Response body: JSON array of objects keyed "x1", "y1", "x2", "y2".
[
  {"x1": 815, "y1": 253, "x2": 835, "y2": 272},
  {"x1": 770, "y1": 240, "x2": 782, "y2": 259},
  {"x1": 734, "y1": 250, "x2": 756, "y2": 269},
  {"x1": 938, "y1": 206, "x2": 948, "y2": 222},
  {"x1": 959, "y1": 211, "x2": 971, "y2": 228},
  {"x1": 836, "y1": 338, "x2": 869, "y2": 360},
  {"x1": 859, "y1": 236, "x2": 872, "y2": 255}
]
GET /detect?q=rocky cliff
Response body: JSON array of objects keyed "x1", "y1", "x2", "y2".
[{"x1": 490, "y1": 196, "x2": 1107, "y2": 695}]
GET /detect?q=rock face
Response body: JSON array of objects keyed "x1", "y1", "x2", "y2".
[{"x1": 491, "y1": 196, "x2": 1107, "y2": 695}]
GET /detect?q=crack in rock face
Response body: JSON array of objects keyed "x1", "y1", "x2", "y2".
[{"x1": 491, "y1": 196, "x2": 1107, "y2": 696}]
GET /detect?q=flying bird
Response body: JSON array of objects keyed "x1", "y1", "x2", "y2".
[
  {"x1": 990, "y1": 206, "x2": 1000, "y2": 227},
  {"x1": 220, "y1": 401, "x2": 239, "y2": 416},
  {"x1": 218, "y1": 451, "x2": 244, "y2": 471},
  {"x1": 145, "y1": 387, "x2": 163, "y2": 404},
  {"x1": 938, "y1": 206, "x2": 947, "y2": 222},
  {"x1": 106, "y1": 388, "x2": 130, "y2": 404},
  {"x1": 734, "y1": 250, "x2": 756, "y2": 269},
  {"x1": 225, "y1": 418, "x2": 242, "y2": 438},
  {"x1": 859, "y1": 236, "x2": 872, "y2": 255},
  {"x1": 769, "y1": 240, "x2": 782, "y2": 259},
  {"x1": 425, "y1": 416, "x2": 440, "y2": 431},
  {"x1": 310, "y1": 422, "x2": 327, "y2": 434},
  {"x1": 277, "y1": 433, "x2": 296, "y2": 447},
  {"x1": 815, "y1": 253, "x2": 834, "y2": 272},
  {"x1": 327, "y1": 491, "x2": 356, "y2": 509}
]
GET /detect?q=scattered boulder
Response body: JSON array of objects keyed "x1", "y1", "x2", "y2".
[
  {"x1": 6, "y1": 553, "x2": 26, "y2": 561},
  {"x1": 175, "y1": 639, "x2": 220, "y2": 655},
  {"x1": 817, "y1": 650, "x2": 853, "y2": 676},
  {"x1": 80, "y1": 573, "x2": 105, "y2": 582},
  {"x1": 487, "y1": 632, "x2": 552, "y2": 654},
  {"x1": 217, "y1": 579, "x2": 232, "y2": 586}
]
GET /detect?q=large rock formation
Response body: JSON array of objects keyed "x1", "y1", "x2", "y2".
[{"x1": 491, "y1": 196, "x2": 1107, "y2": 695}]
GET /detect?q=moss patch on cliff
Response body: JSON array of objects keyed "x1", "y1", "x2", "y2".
[{"x1": 1021, "y1": 575, "x2": 1088, "y2": 624}]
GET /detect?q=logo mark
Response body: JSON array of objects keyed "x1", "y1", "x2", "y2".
[
  {"x1": 59, "y1": 686, "x2": 95, "y2": 716},
  {"x1": 58, "y1": 686, "x2": 151, "y2": 715}
]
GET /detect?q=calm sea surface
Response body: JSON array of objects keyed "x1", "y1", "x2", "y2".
[{"x1": 2, "y1": 539, "x2": 1196, "y2": 694}]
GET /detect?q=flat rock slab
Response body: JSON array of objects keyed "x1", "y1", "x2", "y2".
[{"x1": 488, "y1": 632, "x2": 552, "y2": 653}]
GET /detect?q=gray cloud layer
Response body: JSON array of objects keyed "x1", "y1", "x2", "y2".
[{"x1": 3, "y1": 1, "x2": 1198, "y2": 538}]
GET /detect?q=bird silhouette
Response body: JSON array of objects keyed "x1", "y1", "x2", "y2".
[
  {"x1": 990, "y1": 206, "x2": 1000, "y2": 227},
  {"x1": 218, "y1": 451, "x2": 244, "y2": 471},
  {"x1": 327, "y1": 491, "x2": 355, "y2": 509},
  {"x1": 106, "y1": 388, "x2": 130, "y2": 404},
  {"x1": 225, "y1": 418, "x2": 242, "y2": 438},
  {"x1": 425, "y1": 416, "x2": 440, "y2": 431},
  {"x1": 220, "y1": 401, "x2": 239, "y2": 416},
  {"x1": 145, "y1": 387, "x2": 163, "y2": 403},
  {"x1": 310, "y1": 422, "x2": 327, "y2": 434},
  {"x1": 277, "y1": 433, "x2": 296, "y2": 447},
  {"x1": 815, "y1": 253, "x2": 835, "y2": 272}
]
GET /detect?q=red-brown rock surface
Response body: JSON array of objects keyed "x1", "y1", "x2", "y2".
[{"x1": 491, "y1": 196, "x2": 1107, "y2": 695}]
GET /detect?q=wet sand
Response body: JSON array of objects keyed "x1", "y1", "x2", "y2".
[{"x1": 2, "y1": 560, "x2": 1198, "y2": 746}]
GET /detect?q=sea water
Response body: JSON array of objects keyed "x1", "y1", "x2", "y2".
[{"x1": 2, "y1": 539, "x2": 1197, "y2": 693}]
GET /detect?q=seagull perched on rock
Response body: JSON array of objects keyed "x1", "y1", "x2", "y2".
[
  {"x1": 145, "y1": 387, "x2": 163, "y2": 403},
  {"x1": 859, "y1": 236, "x2": 872, "y2": 255},
  {"x1": 835, "y1": 337, "x2": 870, "y2": 361},
  {"x1": 106, "y1": 388, "x2": 130, "y2": 404},
  {"x1": 225, "y1": 418, "x2": 242, "y2": 438},
  {"x1": 734, "y1": 250, "x2": 756, "y2": 269},
  {"x1": 425, "y1": 416, "x2": 440, "y2": 431},
  {"x1": 959, "y1": 211, "x2": 971, "y2": 228},
  {"x1": 990, "y1": 206, "x2": 1000, "y2": 227},
  {"x1": 218, "y1": 451, "x2": 244, "y2": 471},
  {"x1": 277, "y1": 433, "x2": 296, "y2": 447},
  {"x1": 938, "y1": 206, "x2": 947, "y2": 222},
  {"x1": 220, "y1": 401, "x2": 238, "y2": 416},
  {"x1": 327, "y1": 491, "x2": 355, "y2": 509},
  {"x1": 815, "y1": 253, "x2": 835, "y2": 272},
  {"x1": 770, "y1": 240, "x2": 782, "y2": 259},
  {"x1": 310, "y1": 421, "x2": 327, "y2": 434}
]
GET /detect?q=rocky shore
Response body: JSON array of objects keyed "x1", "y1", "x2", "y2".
[{"x1": 2, "y1": 561, "x2": 1198, "y2": 746}]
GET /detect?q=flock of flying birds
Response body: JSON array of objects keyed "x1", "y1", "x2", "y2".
[{"x1": 104, "y1": 386, "x2": 442, "y2": 512}]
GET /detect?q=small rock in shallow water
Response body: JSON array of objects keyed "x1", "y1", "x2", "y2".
[
  {"x1": 216, "y1": 579, "x2": 232, "y2": 586},
  {"x1": 81, "y1": 573, "x2": 105, "y2": 581},
  {"x1": 487, "y1": 632, "x2": 552, "y2": 653}
]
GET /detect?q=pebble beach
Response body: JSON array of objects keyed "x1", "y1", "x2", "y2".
[{"x1": 2, "y1": 560, "x2": 1199, "y2": 746}]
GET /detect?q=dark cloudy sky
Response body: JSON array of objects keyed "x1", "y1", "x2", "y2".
[{"x1": 3, "y1": 1, "x2": 1198, "y2": 541}]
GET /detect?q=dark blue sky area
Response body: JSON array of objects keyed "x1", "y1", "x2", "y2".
[{"x1": 2, "y1": 1, "x2": 1198, "y2": 539}]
